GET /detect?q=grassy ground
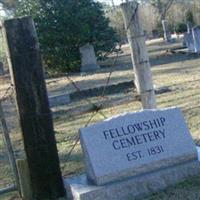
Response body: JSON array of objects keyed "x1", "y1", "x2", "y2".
[{"x1": 1, "y1": 39, "x2": 200, "y2": 199}]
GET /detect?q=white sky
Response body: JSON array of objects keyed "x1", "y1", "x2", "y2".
[
  {"x1": 97, "y1": 0, "x2": 123, "y2": 6},
  {"x1": 0, "y1": 10, "x2": 5, "y2": 18}
]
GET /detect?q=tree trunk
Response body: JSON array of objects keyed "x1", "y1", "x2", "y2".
[{"x1": 121, "y1": 1, "x2": 156, "y2": 109}]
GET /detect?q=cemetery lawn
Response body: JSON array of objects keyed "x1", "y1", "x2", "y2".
[{"x1": 2, "y1": 39, "x2": 200, "y2": 199}]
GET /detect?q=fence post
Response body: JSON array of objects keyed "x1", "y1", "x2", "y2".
[
  {"x1": 3, "y1": 17, "x2": 66, "y2": 199},
  {"x1": 16, "y1": 159, "x2": 32, "y2": 200},
  {"x1": 0, "y1": 101, "x2": 20, "y2": 194},
  {"x1": 121, "y1": 1, "x2": 156, "y2": 109}
]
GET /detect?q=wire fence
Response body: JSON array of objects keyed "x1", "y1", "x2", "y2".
[
  {"x1": 1, "y1": 18, "x2": 200, "y2": 199},
  {"x1": 0, "y1": 26, "x2": 123, "y2": 198},
  {"x1": 0, "y1": 84, "x2": 18, "y2": 196}
]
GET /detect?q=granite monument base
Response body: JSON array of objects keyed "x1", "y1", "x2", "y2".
[
  {"x1": 65, "y1": 147, "x2": 200, "y2": 200},
  {"x1": 49, "y1": 94, "x2": 71, "y2": 107},
  {"x1": 80, "y1": 64, "x2": 100, "y2": 73}
]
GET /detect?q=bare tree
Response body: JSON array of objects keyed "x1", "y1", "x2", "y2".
[
  {"x1": 150, "y1": 0, "x2": 175, "y2": 20},
  {"x1": 0, "y1": 0, "x2": 18, "y2": 15}
]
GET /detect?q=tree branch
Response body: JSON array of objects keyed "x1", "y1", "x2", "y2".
[
  {"x1": 150, "y1": 0, "x2": 175, "y2": 20},
  {"x1": 165, "y1": 0, "x2": 174, "y2": 12},
  {"x1": 162, "y1": 0, "x2": 174, "y2": 20}
]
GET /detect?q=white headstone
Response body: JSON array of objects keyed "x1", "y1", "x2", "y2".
[
  {"x1": 162, "y1": 20, "x2": 171, "y2": 42},
  {"x1": 79, "y1": 44, "x2": 100, "y2": 72},
  {"x1": 80, "y1": 108, "x2": 197, "y2": 185},
  {"x1": 187, "y1": 22, "x2": 192, "y2": 34},
  {"x1": 192, "y1": 26, "x2": 200, "y2": 53}
]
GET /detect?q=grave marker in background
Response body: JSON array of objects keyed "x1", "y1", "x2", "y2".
[
  {"x1": 162, "y1": 20, "x2": 171, "y2": 42},
  {"x1": 0, "y1": 62, "x2": 4, "y2": 75},
  {"x1": 187, "y1": 22, "x2": 192, "y2": 34},
  {"x1": 192, "y1": 26, "x2": 200, "y2": 53},
  {"x1": 79, "y1": 44, "x2": 100, "y2": 72},
  {"x1": 183, "y1": 32, "x2": 195, "y2": 52}
]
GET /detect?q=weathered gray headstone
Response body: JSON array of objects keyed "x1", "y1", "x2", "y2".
[
  {"x1": 80, "y1": 108, "x2": 197, "y2": 185},
  {"x1": 183, "y1": 32, "x2": 195, "y2": 52},
  {"x1": 0, "y1": 62, "x2": 4, "y2": 75},
  {"x1": 79, "y1": 44, "x2": 100, "y2": 72},
  {"x1": 192, "y1": 25, "x2": 200, "y2": 53},
  {"x1": 44, "y1": 71, "x2": 49, "y2": 79},
  {"x1": 162, "y1": 20, "x2": 171, "y2": 42},
  {"x1": 187, "y1": 22, "x2": 192, "y2": 34}
]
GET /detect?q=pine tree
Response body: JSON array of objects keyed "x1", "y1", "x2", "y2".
[{"x1": 16, "y1": 0, "x2": 117, "y2": 72}]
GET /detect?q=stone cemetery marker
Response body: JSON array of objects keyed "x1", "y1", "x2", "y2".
[
  {"x1": 79, "y1": 44, "x2": 100, "y2": 72},
  {"x1": 80, "y1": 108, "x2": 197, "y2": 185},
  {"x1": 192, "y1": 25, "x2": 200, "y2": 53},
  {"x1": 183, "y1": 32, "x2": 195, "y2": 52},
  {"x1": 187, "y1": 22, "x2": 192, "y2": 34},
  {"x1": 162, "y1": 20, "x2": 171, "y2": 42},
  {"x1": 0, "y1": 62, "x2": 4, "y2": 75}
]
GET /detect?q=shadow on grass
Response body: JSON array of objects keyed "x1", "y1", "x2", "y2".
[
  {"x1": 101, "y1": 52, "x2": 200, "y2": 75},
  {"x1": 151, "y1": 53, "x2": 200, "y2": 67},
  {"x1": 147, "y1": 174, "x2": 200, "y2": 200}
]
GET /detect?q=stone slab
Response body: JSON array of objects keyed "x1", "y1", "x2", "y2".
[
  {"x1": 79, "y1": 44, "x2": 100, "y2": 72},
  {"x1": 192, "y1": 26, "x2": 200, "y2": 53},
  {"x1": 49, "y1": 94, "x2": 70, "y2": 107},
  {"x1": 187, "y1": 22, "x2": 192, "y2": 34},
  {"x1": 80, "y1": 108, "x2": 197, "y2": 185},
  {"x1": 162, "y1": 20, "x2": 171, "y2": 42},
  {"x1": 183, "y1": 32, "x2": 194, "y2": 52},
  {"x1": 65, "y1": 147, "x2": 200, "y2": 200}
]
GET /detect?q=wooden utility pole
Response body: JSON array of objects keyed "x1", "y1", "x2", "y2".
[
  {"x1": 121, "y1": 1, "x2": 156, "y2": 109},
  {"x1": 3, "y1": 17, "x2": 66, "y2": 199}
]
